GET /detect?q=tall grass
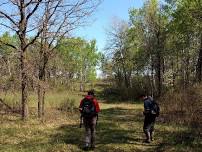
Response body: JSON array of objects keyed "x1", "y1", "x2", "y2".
[
  {"x1": 160, "y1": 84, "x2": 202, "y2": 144},
  {"x1": 0, "y1": 90, "x2": 83, "y2": 115}
]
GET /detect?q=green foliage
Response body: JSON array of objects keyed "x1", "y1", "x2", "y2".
[
  {"x1": 0, "y1": 32, "x2": 18, "y2": 56},
  {"x1": 56, "y1": 37, "x2": 101, "y2": 85},
  {"x1": 102, "y1": 0, "x2": 202, "y2": 99}
]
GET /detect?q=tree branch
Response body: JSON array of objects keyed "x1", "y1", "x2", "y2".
[
  {"x1": 0, "y1": 11, "x2": 17, "y2": 26},
  {"x1": 0, "y1": 23, "x2": 17, "y2": 32},
  {"x1": 0, "y1": 39, "x2": 17, "y2": 50},
  {"x1": 26, "y1": 0, "x2": 42, "y2": 21},
  {"x1": 0, "y1": 98, "x2": 21, "y2": 114},
  {"x1": 24, "y1": 28, "x2": 43, "y2": 51}
]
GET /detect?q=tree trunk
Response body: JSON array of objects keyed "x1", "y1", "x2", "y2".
[
  {"x1": 38, "y1": 11, "x2": 49, "y2": 118},
  {"x1": 7, "y1": 58, "x2": 12, "y2": 77},
  {"x1": 185, "y1": 50, "x2": 190, "y2": 87},
  {"x1": 37, "y1": 83, "x2": 45, "y2": 118},
  {"x1": 20, "y1": 47, "x2": 29, "y2": 120},
  {"x1": 37, "y1": 84, "x2": 42, "y2": 118},
  {"x1": 80, "y1": 69, "x2": 84, "y2": 92},
  {"x1": 150, "y1": 55, "x2": 155, "y2": 97},
  {"x1": 155, "y1": 31, "x2": 162, "y2": 98},
  {"x1": 38, "y1": 51, "x2": 48, "y2": 118},
  {"x1": 120, "y1": 51, "x2": 130, "y2": 88},
  {"x1": 156, "y1": 52, "x2": 162, "y2": 97},
  {"x1": 171, "y1": 59, "x2": 176, "y2": 88},
  {"x1": 196, "y1": 34, "x2": 202, "y2": 82},
  {"x1": 19, "y1": 2, "x2": 29, "y2": 120}
]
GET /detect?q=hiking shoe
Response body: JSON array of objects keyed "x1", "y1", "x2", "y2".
[
  {"x1": 144, "y1": 139, "x2": 151, "y2": 143},
  {"x1": 150, "y1": 132, "x2": 154, "y2": 141},
  {"x1": 90, "y1": 145, "x2": 95, "y2": 150},
  {"x1": 83, "y1": 146, "x2": 90, "y2": 151}
]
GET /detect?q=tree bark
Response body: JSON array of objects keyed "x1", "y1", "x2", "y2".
[
  {"x1": 20, "y1": 49, "x2": 29, "y2": 120},
  {"x1": 80, "y1": 69, "x2": 84, "y2": 91},
  {"x1": 38, "y1": 47, "x2": 48, "y2": 117},
  {"x1": 150, "y1": 55, "x2": 155, "y2": 97},
  {"x1": 155, "y1": 30, "x2": 162, "y2": 98},
  {"x1": 196, "y1": 33, "x2": 202, "y2": 82},
  {"x1": 19, "y1": 1, "x2": 29, "y2": 120},
  {"x1": 156, "y1": 52, "x2": 162, "y2": 97}
]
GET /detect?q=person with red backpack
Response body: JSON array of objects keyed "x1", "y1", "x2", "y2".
[{"x1": 79, "y1": 90, "x2": 100, "y2": 151}]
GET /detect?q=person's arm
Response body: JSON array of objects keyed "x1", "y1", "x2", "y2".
[{"x1": 79, "y1": 99, "x2": 83, "y2": 112}]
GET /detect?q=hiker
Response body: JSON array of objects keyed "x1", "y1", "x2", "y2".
[
  {"x1": 140, "y1": 94, "x2": 159, "y2": 143},
  {"x1": 79, "y1": 90, "x2": 100, "y2": 150}
]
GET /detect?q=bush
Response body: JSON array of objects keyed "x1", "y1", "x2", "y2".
[
  {"x1": 58, "y1": 98, "x2": 76, "y2": 112},
  {"x1": 160, "y1": 85, "x2": 202, "y2": 135}
]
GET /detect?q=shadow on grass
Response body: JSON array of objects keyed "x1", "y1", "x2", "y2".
[
  {"x1": 147, "y1": 125, "x2": 202, "y2": 152},
  {"x1": 100, "y1": 107, "x2": 144, "y2": 123},
  {"x1": 51, "y1": 107, "x2": 146, "y2": 151},
  {"x1": 95, "y1": 91, "x2": 121, "y2": 103},
  {"x1": 50, "y1": 106, "x2": 202, "y2": 152},
  {"x1": 95, "y1": 90, "x2": 142, "y2": 104}
]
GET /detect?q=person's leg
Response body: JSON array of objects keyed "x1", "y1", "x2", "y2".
[
  {"x1": 150, "y1": 116, "x2": 156, "y2": 141},
  {"x1": 150, "y1": 130, "x2": 154, "y2": 141},
  {"x1": 90, "y1": 116, "x2": 97, "y2": 149},
  {"x1": 84, "y1": 118, "x2": 91, "y2": 150},
  {"x1": 143, "y1": 115, "x2": 151, "y2": 143}
]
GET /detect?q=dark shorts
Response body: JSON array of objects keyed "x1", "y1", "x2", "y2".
[{"x1": 143, "y1": 114, "x2": 156, "y2": 132}]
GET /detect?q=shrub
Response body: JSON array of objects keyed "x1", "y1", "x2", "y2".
[
  {"x1": 160, "y1": 85, "x2": 202, "y2": 136},
  {"x1": 58, "y1": 98, "x2": 76, "y2": 112}
]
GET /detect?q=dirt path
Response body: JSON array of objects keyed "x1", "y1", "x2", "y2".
[
  {"x1": 56, "y1": 102, "x2": 166, "y2": 152},
  {"x1": 1, "y1": 102, "x2": 200, "y2": 152},
  {"x1": 89, "y1": 102, "x2": 164, "y2": 152}
]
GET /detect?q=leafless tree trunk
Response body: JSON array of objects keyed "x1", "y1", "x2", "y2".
[
  {"x1": 0, "y1": 0, "x2": 44, "y2": 120},
  {"x1": 36, "y1": 0, "x2": 101, "y2": 117},
  {"x1": 196, "y1": 33, "x2": 202, "y2": 82},
  {"x1": 19, "y1": 1, "x2": 28, "y2": 119}
]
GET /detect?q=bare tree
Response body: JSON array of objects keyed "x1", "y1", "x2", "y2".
[
  {"x1": 0, "y1": 0, "x2": 101, "y2": 120},
  {"x1": 105, "y1": 18, "x2": 133, "y2": 88},
  {"x1": 36, "y1": 0, "x2": 101, "y2": 118},
  {"x1": 0, "y1": 0, "x2": 47, "y2": 120}
]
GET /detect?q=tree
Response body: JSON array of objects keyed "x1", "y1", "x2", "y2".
[
  {"x1": 0, "y1": 0, "x2": 47, "y2": 120},
  {"x1": 105, "y1": 18, "x2": 135, "y2": 88},
  {"x1": 0, "y1": 0, "x2": 101, "y2": 119},
  {"x1": 165, "y1": 0, "x2": 202, "y2": 86},
  {"x1": 36, "y1": 0, "x2": 101, "y2": 118},
  {"x1": 129, "y1": 0, "x2": 168, "y2": 97},
  {"x1": 56, "y1": 38, "x2": 101, "y2": 91}
]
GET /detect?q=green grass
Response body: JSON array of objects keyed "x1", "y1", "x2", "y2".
[{"x1": 0, "y1": 92, "x2": 202, "y2": 152}]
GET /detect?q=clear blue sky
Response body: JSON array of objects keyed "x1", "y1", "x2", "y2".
[{"x1": 75, "y1": 0, "x2": 144, "y2": 52}]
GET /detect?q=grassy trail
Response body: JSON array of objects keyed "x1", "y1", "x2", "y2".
[{"x1": 0, "y1": 101, "x2": 201, "y2": 152}]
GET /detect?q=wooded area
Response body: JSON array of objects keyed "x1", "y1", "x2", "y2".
[
  {"x1": 0, "y1": 0, "x2": 202, "y2": 151},
  {"x1": 102, "y1": 0, "x2": 202, "y2": 99},
  {"x1": 0, "y1": 0, "x2": 101, "y2": 120}
]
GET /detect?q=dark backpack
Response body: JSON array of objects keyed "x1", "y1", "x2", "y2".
[
  {"x1": 151, "y1": 100, "x2": 160, "y2": 117},
  {"x1": 81, "y1": 97, "x2": 96, "y2": 118}
]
